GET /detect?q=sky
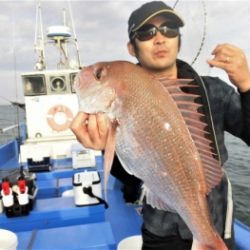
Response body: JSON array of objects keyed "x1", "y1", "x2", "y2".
[{"x1": 1, "y1": 0, "x2": 250, "y2": 104}]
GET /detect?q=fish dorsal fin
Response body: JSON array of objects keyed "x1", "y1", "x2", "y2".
[{"x1": 157, "y1": 77, "x2": 223, "y2": 193}]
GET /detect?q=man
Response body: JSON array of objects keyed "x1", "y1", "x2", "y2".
[{"x1": 71, "y1": 1, "x2": 250, "y2": 249}]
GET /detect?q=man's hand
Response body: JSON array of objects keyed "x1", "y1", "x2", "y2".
[
  {"x1": 70, "y1": 112, "x2": 109, "y2": 150},
  {"x1": 207, "y1": 43, "x2": 250, "y2": 92}
]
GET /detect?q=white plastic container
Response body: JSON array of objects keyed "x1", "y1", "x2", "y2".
[
  {"x1": 71, "y1": 143, "x2": 96, "y2": 169},
  {"x1": 73, "y1": 171, "x2": 102, "y2": 206},
  {"x1": 62, "y1": 189, "x2": 74, "y2": 197},
  {"x1": 1, "y1": 189, "x2": 14, "y2": 207},
  {"x1": 0, "y1": 229, "x2": 18, "y2": 250},
  {"x1": 17, "y1": 186, "x2": 29, "y2": 205},
  {"x1": 117, "y1": 235, "x2": 142, "y2": 250}
]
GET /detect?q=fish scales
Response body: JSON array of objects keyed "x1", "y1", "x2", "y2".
[
  {"x1": 75, "y1": 61, "x2": 228, "y2": 250},
  {"x1": 115, "y1": 65, "x2": 210, "y2": 233}
]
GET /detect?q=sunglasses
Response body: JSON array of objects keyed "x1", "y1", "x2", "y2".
[{"x1": 132, "y1": 23, "x2": 179, "y2": 41}]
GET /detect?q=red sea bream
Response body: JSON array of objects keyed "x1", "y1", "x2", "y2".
[{"x1": 74, "y1": 60, "x2": 228, "y2": 250}]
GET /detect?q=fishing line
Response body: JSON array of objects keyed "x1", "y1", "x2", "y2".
[
  {"x1": 190, "y1": 0, "x2": 207, "y2": 66},
  {"x1": 172, "y1": 0, "x2": 180, "y2": 9},
  {"x1": 173, "y1": 0, "x2": 208, "y2": 66}
]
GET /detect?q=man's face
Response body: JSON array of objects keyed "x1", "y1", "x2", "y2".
[{"x1": 128, "y1": 15, "x2": 179, "y2": 76}]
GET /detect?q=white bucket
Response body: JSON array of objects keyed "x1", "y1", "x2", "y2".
[
  {"x1": 0, "y1": 229, "x2": 18, "y2": 250},
  {"x1": 117, "y1": 235, "x2": 142, "y2": 250},
  {"x1": 62, "y1": 189, "x2": 74, "y2": 197}
]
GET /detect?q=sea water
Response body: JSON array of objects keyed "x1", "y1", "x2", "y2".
[
  {"x1": 224, "y1": 132, "x2": 250, "y2": 226},
  {"x1": 0, "y1": 105, "x2": 25, "y2": 145}
]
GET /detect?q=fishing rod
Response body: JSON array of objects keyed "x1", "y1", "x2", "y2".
[
  {"x1": 0, "y1": 96, "x2": 25, "y2": 109},
  {"x1": 173, "y1": 0, "x2": 208, "y2": 66}
]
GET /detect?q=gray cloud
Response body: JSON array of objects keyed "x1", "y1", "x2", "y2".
[{"x1": 0, "y1": 0, "x2": 250, "y2": 104}]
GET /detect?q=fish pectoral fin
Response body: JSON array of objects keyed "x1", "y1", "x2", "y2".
[
  {"x1": 103, "y1": 125, "x2": 117, "y2": 200},
  {"x1": 143, "y1": 185, "x2": 175, "y2": 212},
  {"x1": 191, "y1": 238, "x2": 213, "y2": 250},
  {"x1": 191, "y1": 239, "x2": 207, "y2": 250}
]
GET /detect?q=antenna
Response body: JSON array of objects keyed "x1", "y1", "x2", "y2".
[
  {"x1": 34, "y1": 3, "x2": 46, "y2": 70},
  {"x1": 45, "y1": 3, "x2": 81, "y2": 70},
  {"x1": 67, "y1": 0, "x2": 82, "y2": 68},
  {"x1": 47, "y1": 24, "x2": 72, "y2": 69},
  {"x1": 33, "y1": 1, "x2": 81, "y2": 70}
]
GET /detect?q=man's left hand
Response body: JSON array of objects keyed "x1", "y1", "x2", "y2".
[{"x1": 207, "y1": 43, "x2": 250, "y2": 93}]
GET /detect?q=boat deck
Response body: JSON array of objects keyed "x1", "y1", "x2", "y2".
[
  {"x1": 0, "y1": 142, "x2": 249, "y2": 250},
  {"x1": 14, "y1": 188, "x2": 142, "y2": 250},
  {"x1": 0, "y1": 153, "x2": 142, "y2": 249}
]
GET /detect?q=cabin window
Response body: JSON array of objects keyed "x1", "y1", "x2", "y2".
[
  {"x1": 22, "y1": 75, "x2": 46, "y2": 96},
  {"x1": 70, "y1": 73, "x2": 77, "y2": 93},
  {"x1": 49, "y1": 76, "x2": 66, "y2": 93}
]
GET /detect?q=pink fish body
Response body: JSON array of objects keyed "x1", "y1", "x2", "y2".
[{"x1": 75, "y1": 61, "x2": 228, "y2": 250}]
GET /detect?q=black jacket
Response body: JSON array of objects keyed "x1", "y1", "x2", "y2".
[{"x1": 111, "y1": 60, "x2": 250, "y2": 246}]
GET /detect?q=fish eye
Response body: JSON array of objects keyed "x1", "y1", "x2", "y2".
[{"x1": 95, "y1": 67, "x2": 103, "y2": 80}]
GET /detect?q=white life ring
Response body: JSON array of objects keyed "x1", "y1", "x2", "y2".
[{"x1": 47, "y1": 104, "x2": 73, "y2": 132}]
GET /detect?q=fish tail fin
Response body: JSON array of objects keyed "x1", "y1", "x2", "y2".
[{"x1": 192, "y1": 235, "x2": 228, "y2": 250}]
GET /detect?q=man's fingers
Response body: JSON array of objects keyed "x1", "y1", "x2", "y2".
[
  {"x1": 71, "y1": 112, "x2": 89, "y2": 131},
  {"x1": 88, "y1": 114, "x2": 99, "y2": 143},
  {"x1": 96, "y1": 113, "x2": 109, "y2": 139},
  {"x1": 70, "y1": 112, "x2": 108, "y2": 150},
  {"x1": 71, "y1": 112, "x2": 92, "y2": 147}
]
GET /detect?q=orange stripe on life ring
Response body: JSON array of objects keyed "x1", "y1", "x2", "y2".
[{"x1": 47, "y1": 104, "x2": 73, "y2": 132}]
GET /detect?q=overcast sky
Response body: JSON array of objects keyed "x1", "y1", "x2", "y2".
[{"x1": 1, "y1": 0, "x2": 250, "y2": 104}]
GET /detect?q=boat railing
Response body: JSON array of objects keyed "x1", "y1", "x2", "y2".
[{"x1": 0, "y1": 122, "x2": 27, "y2": 146}]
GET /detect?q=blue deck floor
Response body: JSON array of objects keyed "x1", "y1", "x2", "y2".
[
  {"x1": 0, "y1": 155, "x2": 142, "y2": 250},
  {"x1": 0, "y1": 144, "x2": 249, "y2": 250}
]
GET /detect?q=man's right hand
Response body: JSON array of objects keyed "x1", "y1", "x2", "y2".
[{"x1": 70, "y1": 112, "x2": 109, "y2": 150}]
